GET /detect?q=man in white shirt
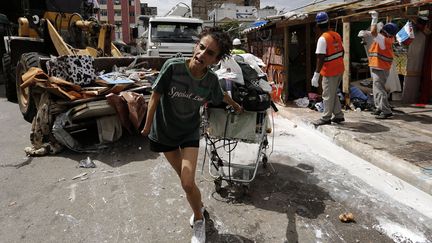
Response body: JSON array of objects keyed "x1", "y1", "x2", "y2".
[{"x1": 311, "y1": 12, "x2": 345, "y2": 126}]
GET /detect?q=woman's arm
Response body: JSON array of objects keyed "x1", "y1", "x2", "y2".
[
  {"x1": 141, "y1": 91, "x2": 161, "y2": 136},
  {"x1": 223, "y1": 92, "x2": 243, "y2": 113}
]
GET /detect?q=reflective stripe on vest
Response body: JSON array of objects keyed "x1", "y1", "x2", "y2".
[
  {"x1": 368, "y1": 36, "x2": 394, "y2": 70},
  {"x1": 324, "y1": 51, "x2": 344, "y2": 62},
  {"x1": 320, "y1": 31, "x2": 345, "y2": 77}
]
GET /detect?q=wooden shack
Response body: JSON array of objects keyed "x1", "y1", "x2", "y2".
[{"x1": 245, "y1": 0, "x2": 432, "y2": 105}]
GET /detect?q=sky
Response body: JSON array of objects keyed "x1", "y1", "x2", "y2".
[{"x1": 141, "y1": 0, "x2": 343, "y2": 17}]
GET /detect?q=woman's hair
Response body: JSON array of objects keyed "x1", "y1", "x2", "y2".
[{"x1": 198, "y1": 26, "x2": 232, "y2": 60}]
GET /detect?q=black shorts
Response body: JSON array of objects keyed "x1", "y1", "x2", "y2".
[{"x1": 149, "y1": 139, "x2": 200, "y2": 153}]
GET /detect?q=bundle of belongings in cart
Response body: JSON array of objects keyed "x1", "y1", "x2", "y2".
[
  {"x1": 208, "y1": 54, "x2": 277, "y2": 140},
  {"x1": 21, "y1": 55, "x2": 161, "y2": 156},
  {"x1": 212, "y1": 53, "x2": 276, "y2": 112}
]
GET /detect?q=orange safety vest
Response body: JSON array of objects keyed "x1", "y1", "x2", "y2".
[
  {"x1": 320, "y1": 31, "x2": 345, "y2": 77},
  {"x1": 368, "y1": 36, "x2": 394, "y2": 70}
]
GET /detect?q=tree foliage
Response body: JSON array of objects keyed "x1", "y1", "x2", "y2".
[{"x1": 219, "y1": 20, "x2": 242, "y2": 38}]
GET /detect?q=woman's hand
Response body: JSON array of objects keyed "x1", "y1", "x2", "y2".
[
  {"x1": 232, "y1": 102, "x2": 243, "y2": 114},
  {"x1": 141, "y1": 127, "x2": 150, "y2": 137},
  {"x1": 223, "y1": 92, "x2": 243, "y2": 114}
]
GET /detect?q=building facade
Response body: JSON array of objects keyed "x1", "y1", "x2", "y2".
[
  {"x1": 98, "y1": 0, "x2": 141, "y2": 44},
  {"x1": 257, "y1": 7, "x2": 277, "y2": 19},
  {"x1": 207, "y1": 3, "x2": 277, "y2": 23},
  {"x1": 208, "y1": 3, "x2": 257, "y2": 22},
  {"x1": 192, "y1": 0, "x2": 260, "y2": 20},
  {"x1": 140, "y1": 3, "x2": 157, "y2": 16}
]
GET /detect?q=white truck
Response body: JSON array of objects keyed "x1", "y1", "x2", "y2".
[{"x1": 139, "y1": 3, "x2": 203, "y2": 57}]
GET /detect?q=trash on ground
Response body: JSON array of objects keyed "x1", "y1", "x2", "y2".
[
  {"x1": 339, "y1": 212, "x2": 355, "y2": 223},
  {"x1": 79, "y1": 157, "x2": 96, "y2": 168},
  {"x1": 72, "y1": 172, "x2": 88, "y2": 180}
]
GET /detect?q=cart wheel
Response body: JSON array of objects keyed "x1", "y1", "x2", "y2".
[
  {"x1": 263, "y1": 137, "x2": 268, "y2": 147},
  {"x1": 214, "y1": 178, "x2": 222, "y2": 193},
  {"x1": 262, "y1": 154, "x2": 268, "y2": 168},
  {"x1": 242, "y1": 184, "x2": 250, "y2": 195}
]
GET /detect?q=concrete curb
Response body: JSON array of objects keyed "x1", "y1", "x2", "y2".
[{"x1": 276, "y1": 107, "x2": 432, "y2": 196}]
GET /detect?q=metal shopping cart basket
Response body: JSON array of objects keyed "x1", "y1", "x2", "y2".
[{"x1": 201, "y1": 106, "x2": 274, "y2": 194}]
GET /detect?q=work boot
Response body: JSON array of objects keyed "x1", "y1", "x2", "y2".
[
  {"x1": 370, "y1": 110, "x2": 381, "y2": 115},
  {"x1": 375, "y1": 113, "x2": 393, "y2": 119},
  {"x1": 313, "y1": 119, "x2": 331, "y2": 127},
  {"x1": 331, "y1": 117, "x2": 345, "y2": 124}
]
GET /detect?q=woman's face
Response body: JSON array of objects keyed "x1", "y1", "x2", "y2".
[{"x1": 190, "y1": 35, "x2": 220, "y2": 70}]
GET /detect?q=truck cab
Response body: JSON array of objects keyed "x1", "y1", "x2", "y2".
[{"x1": 143, "y1": 16, "x2": 203, "y2": 57}]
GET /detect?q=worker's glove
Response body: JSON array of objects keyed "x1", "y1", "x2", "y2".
[
  {"x1": 377, "y1": 22, "x2": 384, "y2": 32},
  {"x1": 369, "y1": 11, "x2": 378, "y2": 25},
  {"x1": 311, "y1": 72, "x2": 320, "y2": 88}
]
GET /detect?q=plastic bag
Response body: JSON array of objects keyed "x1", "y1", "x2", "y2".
[
  {"x1": 396, "y1": 21, "x2": 415, "y2": 45},
  {"x1": 217, "y1": 57, "x2": 244, "y2": 85}
]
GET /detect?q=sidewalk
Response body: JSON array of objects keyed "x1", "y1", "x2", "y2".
[{"x1": 276, "y1": 102, "x2": 432, "y2": 195}]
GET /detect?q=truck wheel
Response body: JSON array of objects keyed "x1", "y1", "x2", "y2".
[
  {"x1": 16, "y1": 52, "x2": 45, "y2": 123},
  {"x1": 2, "y1": 53, "x2": 17, "y2": 102}
]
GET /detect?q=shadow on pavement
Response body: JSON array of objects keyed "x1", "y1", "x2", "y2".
[
  {"x1": 206, "y1": 218, "x2": 256, "y2": 243},
  {"x1": 336, "y1": 120, "x2": 390, "y2": 133},
  {"x1": 391, "y1": 111, "x2": 432, "y2": 124},
  {"x1": 211, "y1": 159, "x2": 333, "y2": 243},
  {"x1": 56, "y1": 134, "x2": 160, "y2": 167}
]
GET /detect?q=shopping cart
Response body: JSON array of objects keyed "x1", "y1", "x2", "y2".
[{"x1": 201, "y1": 106, "x2": 274, "y2": 194}]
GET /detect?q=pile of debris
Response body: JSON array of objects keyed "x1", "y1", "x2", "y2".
[{"x1": 22, "y1": 55, "x2": 162, "y2": 156}]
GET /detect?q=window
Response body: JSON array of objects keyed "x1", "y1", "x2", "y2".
[
  {"x1": 151, "y1": 22, "x2": 202, "y2": 43},
  {"x1": 129, "y1": 12, "x2": 135, "y2": 17},
  {"x1": 115, "y1": 10, "x2": 121, "y2": 16}
]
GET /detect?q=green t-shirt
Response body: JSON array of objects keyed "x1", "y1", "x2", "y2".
[{"x1": 148, "y1": 58, "x2": 224, "y2": 146}]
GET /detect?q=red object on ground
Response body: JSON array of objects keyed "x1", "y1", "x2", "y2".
[{"x1": 414, "y1": 103, "x2": 427, "y2": 108}]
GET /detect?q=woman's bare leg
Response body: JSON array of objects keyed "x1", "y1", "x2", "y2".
[{"x1": 164, "y1": 147, "x2": 203, "y2": 219}]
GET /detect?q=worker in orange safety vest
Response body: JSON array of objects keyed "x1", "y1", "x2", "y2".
[
  {"x1": 368, "y1": 10, "x2": 398, "y2": 119},
  {"x1": 311, "y1": 12, "x2": 345, "y2": 127}
]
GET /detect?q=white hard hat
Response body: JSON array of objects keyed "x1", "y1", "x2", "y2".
[{"x1": 232, "y1": 38, "x2": 241, "y2": 45}]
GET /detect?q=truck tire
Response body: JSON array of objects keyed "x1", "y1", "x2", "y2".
[
  {"x1": 16, "y1": 52, "x2": 46, "y2": 123},
  {"x1": 2, "y1": 53, "x2": 18, "y2": 102}
]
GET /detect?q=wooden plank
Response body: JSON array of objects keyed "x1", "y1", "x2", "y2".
[
  {"x1": 306, "y1": 23, "x2": 311, "y2": 91},
  {"x1": 347, "y1": 9, "x2": 406, "y2": 22},
  {"x1": 277, "y1": 1, "x2": 431, "y2": 28},
  {"x1": 336, "y1": 1, "x2": 431, "y2": 21},
  {"x1": 276, "y1": 16, "x2": 315, "y2": 28},
  {"x1": 46, "y1": 20, "x2": 73, "y2": 56},
  {"x1": 342, "y1": 20, "x2": 350, "y2": 99},
  {"x1": 283, "y1": 27, "x2": 290, "y2": 104}
]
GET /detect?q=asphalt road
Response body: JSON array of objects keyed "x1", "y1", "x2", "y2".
[{"x1": 0, "y1": 84, "x2": 431, "y2": 243}]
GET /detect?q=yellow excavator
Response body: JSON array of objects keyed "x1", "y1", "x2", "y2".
[{"x1": 2, "y1": 0, "x2": 123, "y2": 122}]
